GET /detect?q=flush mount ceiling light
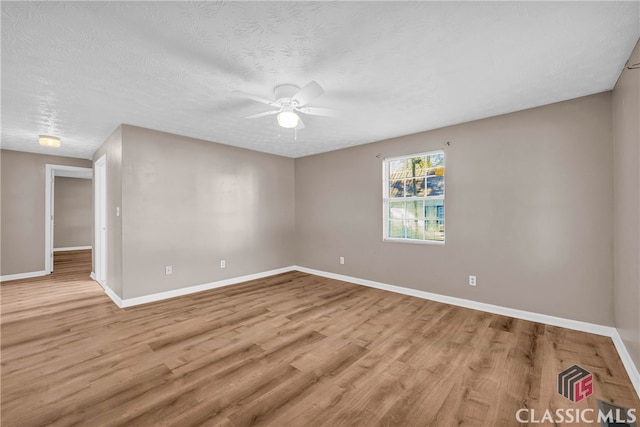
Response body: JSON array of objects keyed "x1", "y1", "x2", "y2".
[
  {"x1": 39, "y1": 135, "x2": 61, "y2": 148},
  {"x1": 277, "y1": 108, "x2": 299, "y2": 129}
]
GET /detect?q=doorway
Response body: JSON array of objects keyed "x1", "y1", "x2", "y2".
[{"x1": 45, "y1": 164, "x2": 93, "y2": 275}]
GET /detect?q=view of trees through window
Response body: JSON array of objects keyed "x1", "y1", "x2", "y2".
[{"x1": 384, "y1": 151, "x2": 445, "y2": 242}]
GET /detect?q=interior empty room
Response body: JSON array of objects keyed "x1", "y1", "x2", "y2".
[{"x1": 1, "y1": 2, "x2": 639, "y2": 426}]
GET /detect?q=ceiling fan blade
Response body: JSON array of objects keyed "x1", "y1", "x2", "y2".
[
  {"x1": 296, "y1": 116, "x2": 305, "y2": 130},
  {"x1": 232, "y1": 90, "x2": 280, "y2": 108},
  {"x1": 245, "y1": 110, "x2": 280, "y2": 119},
  {"x1": 297, "y1": 106, "x2": 338, "y2": 118},
  {"x1": 292, "y1": 81, "x2": 324, "y2": 107}
]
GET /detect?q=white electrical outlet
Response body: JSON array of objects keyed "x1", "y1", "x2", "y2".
[
  {"x1": 339, "y1": 256, "x2": 345, "y2": 265},
  {"x1": 165, "y1": 265, "x2": 172, "y2": 275},
  {"x1": 469, "y1": 275, "x2": 476, "y2": 286},
  {"x1": 220, "y1": 260, "x2": 226, "y2": 269}
]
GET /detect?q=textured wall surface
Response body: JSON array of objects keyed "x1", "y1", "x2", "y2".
[
  {"x1": 295, "y1": 93, "x2": 614, "y2": 326},
  {"x1": 54, "y1": 177, "x2": 92, "y2": 249},
  {"x1": 0, "y1": 150, "x2": 91, "y2": 276},
  {"x1": 119, "y1": 125, "x2": 295, "y2": 299},
  {"x1": 613, "y1": 39, "x2": 640, "y2": 374}
]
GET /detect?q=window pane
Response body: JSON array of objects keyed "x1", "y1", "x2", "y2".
[
  {"x1": 414, "y1": 177, "x2": 425, "y2": 196},
  {"x1": 389, "y1": 201, "x2": 405, "y2": 220},
  {"x1": 409, "y1": 157, "x2": 426, "y2": 177},
  {"x1": 405, "y1": 178, "x2": 415, "y2": 197},
  {"x1": 389, "y1": 159, "x2": 410, "y2": 179},
  {"x1": 389, "y1": 180, "x2": 404, "y2": 197},
  {"x1": 426, "y1": 166, "x2": 445, "y2": 177},
  {"x1": 406, "y1": 201, "x2": 423, "y2": 219},
  {"x1": 425, "y1": 199, "x2": 444, "y2": 219},
  {"x1": 389, "y1": 159, "x2": 403, "y2": 172},
  {"x1": 428, "y1": 153, "x2": 444, "y2": 167},
  {"x1": 389, "y1": 220, "x2": 405, "y2": 238},
  {"x1": 425, "y1": 220, "x2": 445, "y2": 241},
  {"x1": 406, "y1": 220, "x2": 424, "y2": 240},
  {"x1": 426, "y1": 175, "x2": 444, "y2": 197}
]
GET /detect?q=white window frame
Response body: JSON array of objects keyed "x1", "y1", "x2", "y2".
[{"x1": 382, "y1": 150, "x2": 445, "y2": 245}]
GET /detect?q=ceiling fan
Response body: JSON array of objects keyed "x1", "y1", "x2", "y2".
[{"x1": 233, "y1": 81, "x2": 336, "y2": 130}]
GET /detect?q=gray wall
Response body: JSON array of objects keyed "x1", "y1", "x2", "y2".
[
  {"x1": 54, "y1": 177, "x2": 92, "y2": 249},
  {"x1": 0, "y1": 150, "x2": 92, "y2": 276},
  {"x1": 97, "y1": 125, "x2": 296, "y2": 299},
  {"x1": 295, "y1": 92, "x2": 614, "y2": 326},
  {"x1": 92, "y1": 126, "x2": 124, "y2": 297},
  {"x1": 613, "y1": 39, "x2": 640, "y2": 372}
]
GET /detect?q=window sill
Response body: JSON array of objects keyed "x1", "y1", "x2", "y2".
[{"x1": 383, "y1": 238, "x2": 445, "y2": 246}]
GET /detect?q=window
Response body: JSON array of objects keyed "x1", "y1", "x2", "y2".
[{"x1": 383, "y1": 150, "x2": 445, "y2": 243}]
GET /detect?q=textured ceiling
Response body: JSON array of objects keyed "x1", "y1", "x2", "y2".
[{"x1": 2, "y1": 1, "x2": 639, "y2": 159}]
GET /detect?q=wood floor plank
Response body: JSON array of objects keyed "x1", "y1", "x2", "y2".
[{"x1": 1, "y1": 250, "x2": 638, "y2": 426}]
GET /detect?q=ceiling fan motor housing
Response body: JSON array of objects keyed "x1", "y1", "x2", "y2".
[{"x1": 274, "y1": 84, "x2": 300, "y2": 105}]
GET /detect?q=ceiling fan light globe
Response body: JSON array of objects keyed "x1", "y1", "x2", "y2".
[{"x1": 277, "y1": 111, "x2": 299, "y2": 129}]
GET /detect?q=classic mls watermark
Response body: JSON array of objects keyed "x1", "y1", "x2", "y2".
[
  {"x1": 515, "y1": 365, "x2": 637, "y2": 425},
  {"x1": 515, "y1": 407, "x2": 637, "y2": 424},
  {"x1": 558, "y1": 364, "x2": 593, "y2": 403}
]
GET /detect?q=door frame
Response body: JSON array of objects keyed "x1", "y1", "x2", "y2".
[
  {"x1": 93, "y1": 155, "x2": 107, "y2": 286},
  {"x1": 44, "y1": 164, "x2": 93, "y2": 274}
]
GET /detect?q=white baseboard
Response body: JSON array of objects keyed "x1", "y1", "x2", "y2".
[
  {"x1": 0, "y1": 270, "x2": 47, "y2": 282},
  {"x1": 611, "y1": 329, "x2": 640, "y2": 398},
  {"x1": 294, "y1": 266, "x2": 614, "y2": 337},
  {"x1": 118, "y1": 266, "x2": 296, "y2": 308},
  {"x1": 103, "y1": 285, "x2": 123, "y2": 308},
  {"x1": 90, "y1": 273, "x2": 124, "y2": 308},
  {"x1": 293, "y1": 265, "x2": 640, "y2": 399},
  {"x1": 54, "y1": 246, "x2": 92, "y2": 252}
]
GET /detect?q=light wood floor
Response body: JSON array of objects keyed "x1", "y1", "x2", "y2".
[{"x1": 1, "y1": 250, "x2": 638, "y2": 426}]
